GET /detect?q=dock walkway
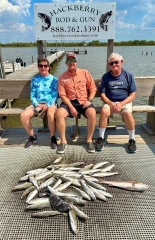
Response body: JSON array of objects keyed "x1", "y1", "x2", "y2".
[
  {"x1": 1, "y1": 125, "x2": 155, "y2": 239},
  {"x1": 4, "y1": 51, "x2": 65, "y2": 81},
  {"x1": 0, "y1": 124, "x2": 155, "y2": 147}
]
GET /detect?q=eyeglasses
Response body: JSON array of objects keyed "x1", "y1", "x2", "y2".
[
  {"x1": 109, "y1": 60, "x2": 120, "y2": 66},
  {"x1": 66, "y1": 59, "x2": 77, "y2": 63},
  {"x1": 38, "y1": 64, "x2": 49, "y2": 68}
]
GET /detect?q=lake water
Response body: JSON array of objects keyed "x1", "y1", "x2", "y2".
[{"x1": 1, "y1": 46, "x2": 155, "y2": 128}]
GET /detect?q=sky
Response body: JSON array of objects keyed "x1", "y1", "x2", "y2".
[{"x1": 0, "y1": 0, "x2": 155, "y2": 43}]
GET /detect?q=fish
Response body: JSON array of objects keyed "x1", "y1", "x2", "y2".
[
  {"x1": 71, "y1": 186, "x2": 91, "y2": 201},
  {"x1": 101, "y1": 163, "x2": 115, "y2": 172},
  {"x1": 80, "y1": 169, "x2": 101, "y2": 175},
  {"x1": 79, "y1": 164, "x2": 94, "y2": 172},
  {"x1": 92, "y1": 161, "x2": 109, "y2": 169},
  {"x1": 100, "y1": 180, "x2": 149, "y2": 192},
  {"x1": 92, "y1": 172, "x2": 119, "y2": 177},
  {"x1": 52, "y1": 157, "x2": 63, "y2": 164},
  {"x1": 38, "y1": 13, "x2": 51, "y2": 31},
  {"x1": 80, "y1": 179, "x2": 96, "y2": 201},
  {"x1": 88, "y1": 186, "x2": 107, "y2": 202},
  {"x1": 26, "y1": 188, "x2": 38, "y2": 203},
  {"x1": 31, "y1": 210, "x2": 62, "y2": 218},
  {"x1": 27, "y1": 168, "x2": 47, "y2": 176},
  {"x1": 11, "y1": 182, "x2": 33, "y2": 191},
  {"x1": 62, "y1": 196, "x2": 87, "y2": 205},
  {"x1": 39, "y1": 177, "x2": 56, "y2": 189},
  {"x1": 21, "y1": 186, "x2": 36, "y2": 200},
  {"x1": 35, "y1": 170, "x2": 53, "y2": 181},
  {"x1": 99, "y1": 11, "x2": 113, "y2": 31},
  {"x1": 69, "y1": 209, "x2": 78, "y2": 234},
  {"x1": 18, "y1": 174, "x2": 29, "y2": 182},
  {"x1": 58, "y1": 175, "x2": 81, "y2": 187},
  {"x1": 89, "y1": 186, "x2": 113, "y2": 198},
  {"x1": 24, "y1": 202, "x2": 51, "y2": 211},
  {"x1": 73, "y1": 205, "x2": 89, "y2": 220},
  {"x1": 48, "y1": 186, "x2": 77, "y2": 197},
  {"x1": 52, "y1": 178, "x2": 62, "y2": 189},
  {"x1": 28, "y1": 197, "x2": 50, "y2": 205},
  {"x1": 82, "y1": 175, "x2": 99, "y2": 182},
  {"x1": 29, "y1": 176, "x2": 39, "y2": 189},
  {"x1": 54, "y1": 181, "x2": 72, "y2": 192},
  {"x1": 49, "y1": 193, "x2": 72, "y2": 213},
  {"x1": 83, "y1": 177, "x2": 106, "y2": 191}
]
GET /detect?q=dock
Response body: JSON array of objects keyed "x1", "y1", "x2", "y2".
[
  {"x1": 1, "y1": 124, "x2": 155, "y2": 239},
  {"x1": 4, "y1": 51, "x2": 65, "y2": 81},
  {"x1": 44, "y1": 49, "x2": 87, "y2": 55},
  {"x1": 0, "y1": 47, "x2": 155, "y2": 239}
]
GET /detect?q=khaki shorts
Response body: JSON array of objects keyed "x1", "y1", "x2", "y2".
[
  {"x1": 103, "y1": 102, "x2": 132, "y2": 118},
  {"x1": 26, "y1": 103, "x2": 57, "y2": 118}
]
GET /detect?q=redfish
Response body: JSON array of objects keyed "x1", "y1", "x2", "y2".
[{"x1": 99, "y1": 180, "x2": 149, "y2": 192}]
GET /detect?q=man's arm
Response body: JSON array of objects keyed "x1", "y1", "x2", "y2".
[{"x1": 30, "y1": 79, "x2": 38, "y2": 107}]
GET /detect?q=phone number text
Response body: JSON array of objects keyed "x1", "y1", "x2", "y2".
[{"x1": 50, "y1": 26, "x2": 100, "y2": 33}]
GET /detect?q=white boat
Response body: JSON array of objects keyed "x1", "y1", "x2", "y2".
[
  {"x1": 0, "y1": 99, "x2": 7, "y2": 109},
  {"x1": 3, "y1": 58, "x2": 26, "y2": 74}
]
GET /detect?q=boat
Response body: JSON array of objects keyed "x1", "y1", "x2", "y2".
[
  {"x1": 3, "y1": 57, "x2": 26, "y2": 74},
  {"x1": 0, "y1": 99, "x2": 7, "y2": 109}
]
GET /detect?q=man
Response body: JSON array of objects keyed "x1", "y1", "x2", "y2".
[
  {"x1": 55, "y1": 52, "x2": 97, "y2": 154},
  {"x1": 96, "y1": 53, "x2": 137, "y2": 153},
  {"x1": 21, "y1": 58, "x2": 58, "y2": 148}
]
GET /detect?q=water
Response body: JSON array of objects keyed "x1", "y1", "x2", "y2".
[{"x1": 1, "y1": 46, "x2": 154, "y2": 128}]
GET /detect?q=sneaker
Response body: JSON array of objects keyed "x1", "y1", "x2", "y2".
[
  {"x1": 95, "y1": 137, "x2": 106, "y2": 151},
  {"x1": 86, "y1": 142, "x2": 95, "y2": 153},
  {"x1": 24, "y1": 135, "x2": 37, "y2": 148},
  {"x1": 128, "y1": 139, "x2": 136, "y2": 153},
  {"x1": 57, "y1": 143, "x2": 67, "y2": 154},
  {"x1": 51, "y1": 136, "x2": 57, "y2": 149}
]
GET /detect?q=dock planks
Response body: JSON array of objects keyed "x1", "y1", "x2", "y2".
[
  {"x1": 0, "y1": 124, "x2": 155, "y2": 148},
  {"x1": 4, "y1": 51, "x2": 65, "y2": 81}
]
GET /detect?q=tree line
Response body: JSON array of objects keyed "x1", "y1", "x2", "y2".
[{"x1": 1, "y1": 40, "x2": 155, "y2": 47}]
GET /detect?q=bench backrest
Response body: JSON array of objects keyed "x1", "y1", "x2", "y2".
[{"x1": 0, "y1": 77, "x2": 155, "y2": 99}]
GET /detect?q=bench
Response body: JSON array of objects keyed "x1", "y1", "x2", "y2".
[{"x1": 0, "y1": 78, "x2": 155, "y2": 135}]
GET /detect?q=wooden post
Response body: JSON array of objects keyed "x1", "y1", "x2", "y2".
[
  {"x1": 37, "y1": 40, "x2": 44, "y2": 59},
  {"x1": 0, "y1": 46, "x2": 6, "y2": 79},
  {"x1": 12, "y1": 61, "x2": 15, "y2": 72},
  {"x1": 44, "y1": 40, "x2": 47, "y2": 58},
  {"x1": 146, "y1": 96, "x2": 155, "y2": 132},
  {"x1": 7, "y1": 99, "x2": 11, "y2": 108},
  {"x1": 106, "y1": 39, "x2": 114, "y2": 72}
]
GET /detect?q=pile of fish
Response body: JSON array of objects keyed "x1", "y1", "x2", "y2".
[{"x1": 11, "y1": 157, "x2": 149, "y2": 235}]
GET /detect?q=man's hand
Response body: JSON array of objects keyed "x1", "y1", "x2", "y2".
[
  {"x1": 110, "y1": 102, "x2": 122, "y2": 113},
  {"x1": 37, "y1": 104, "x2": 48, "y2": 111},
  {"x1": 82, "y1": 100, "x2": 92, "y2": 109},
  {"x1": 69, "y1": 106, "x2": 78, "y2": 117}
]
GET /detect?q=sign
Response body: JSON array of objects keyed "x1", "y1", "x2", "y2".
[{"x1": 34, "y1": 3, "x2": 116, "y2": 40}]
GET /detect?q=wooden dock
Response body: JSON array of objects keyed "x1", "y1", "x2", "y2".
[
  {"x1": 4, "y1": 51, "x2": 65, "y2": 81},
  {"x1": 44, "y1": 50, "x2": 87, "y2": 55},
  {"x1": 0, "y1": 124, "x2": 155, "y2": 148}
]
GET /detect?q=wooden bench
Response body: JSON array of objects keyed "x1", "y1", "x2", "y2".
[{"x1": 0, "y1": 78, "x2": 155, "y2": 135}]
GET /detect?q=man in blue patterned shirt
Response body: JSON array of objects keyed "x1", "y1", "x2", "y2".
[{"x1": 20, "y1": 58, "x2": 58, "y2": 148}]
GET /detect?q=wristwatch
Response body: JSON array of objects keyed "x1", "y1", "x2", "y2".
[{"x1": 88, "y1": 98, "x2": 93, "y2": 102}]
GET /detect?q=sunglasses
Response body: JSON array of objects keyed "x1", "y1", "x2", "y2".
[
  {"x1": 66, "y1": 59, "x2": 77, "y2": 63},
  {"x1": 38, "y1": 64, "x2": 49, "y2": 68},
  {"x1": 109, "y1": 60, "x2": 120, "y2": 66}
]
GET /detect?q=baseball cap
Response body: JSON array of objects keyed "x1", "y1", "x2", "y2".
[{"x1": 66, "y1": 52, "x2": 77, "y2": 60}]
